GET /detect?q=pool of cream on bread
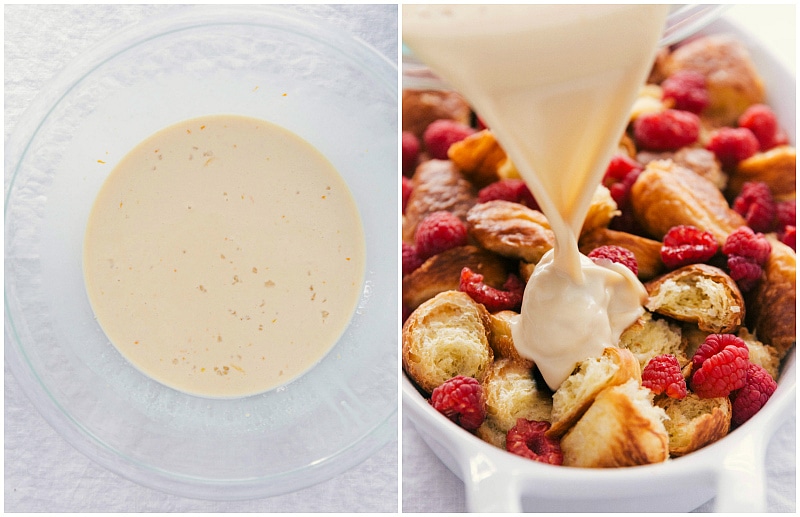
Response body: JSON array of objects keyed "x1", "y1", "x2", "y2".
[{"x1": 401, "y1": 3, "x2": 795, "y2": 483}]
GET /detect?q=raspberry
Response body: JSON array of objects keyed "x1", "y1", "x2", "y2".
[
  {"x1": 775, "y1": 200, "x2": 796, "y2": 230},
  {"x1": 737, "y1": 104, "x2": 784, "y2": 151},
  {"x1": 603, "y1": 153, "x2": 643, "y2": 207},
  {"x1": 478, "y1": 179, "x2": 538, "y2": 209},
  {"x1": 705, "y1": 127, "x2": 760, "y2": 169},
  {"x1": 690, "y1": 334, "x2": 750, "y2": 398},
  {"x1": 588, "y1": 245, "x2": 639, "y2": 276},
  {"x1": 402, "y1": 242, "x2": 423, "y2": 277},
  {"x1": 731, "y1": 363, "x2": 777, "y2": 426},
  {"x1": 780, "y1": 226, "x2": 796, "y2": 251},
  {"x1": 722, "y1": 226, "x2": 771, "y2": 291},
  {"x1": 402, "y1": 176, "x2": 413, "y2": 214},
  {"x1": 732, "y1": 181, "x2": 776, "y2": 233},
  {"x1": 459, "y1": 267, "x2": 524, "y2": 313},
  {"x1": 429, "y1": 375, "x2": 486, "y2": 431},
  {"x1": 660, "y1": 225, "x2": 718, "y2": 269},
  {"x1": 423, "y1": 119, "x2": 476, "y2": 160},
  {"x1": 506, "y1": 419, "x2": 563, "y2": 465},
  {"x1": 414, "y1": 211, "x2": 468, "y2": 260},
  {"x1": 633, "y1": 109, "x2": 701, "y2": 151},
  {"x1": 642, "y1": 354, "x2": 687, "y2": 399},
  {"x1": 661, "y1": 71, "x2": 710, "y2": 114},
  {"x1": 402, "y1": 131, "x2": 420, "y2": 176},
  {"x1": 726, "y1": 256, "x2": 764, "y2": 292},
  {"x1": 723, "y1": 226, "x2": 772, "y2": 265}
]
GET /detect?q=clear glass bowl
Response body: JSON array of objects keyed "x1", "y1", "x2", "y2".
[{"x1": 5, "y1": 5, "x2": 397, "y2": 500}]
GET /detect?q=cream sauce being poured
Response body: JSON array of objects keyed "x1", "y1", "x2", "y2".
[
  {"x1": 403, "y1": 4, "x2": 669, "y2": 389},
  {"x1": 83, "y1": 115, "x2": 365, "y2": 398}
]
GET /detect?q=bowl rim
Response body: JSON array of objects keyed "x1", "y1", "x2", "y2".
[{"x1": 5, "y1": 4, "x2": 398, "y2": 501}]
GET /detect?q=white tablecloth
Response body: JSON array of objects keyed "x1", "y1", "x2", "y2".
[
  {"x1": 401, "y1": 4, "x2": 796, "y2": 513},
  {"x1": 4, "y1": 4, "x2": 398, "y2": 512}
]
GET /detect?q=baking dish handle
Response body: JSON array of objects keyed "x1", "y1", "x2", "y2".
[
  {"x1": 713, "y1": 431, "x2": 767, "y2": 513},
  {"x1": 463, "y1": 452, "x2": 523, "y2": 512}
]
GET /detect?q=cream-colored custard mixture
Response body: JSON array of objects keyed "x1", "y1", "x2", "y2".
[
  {"x1": 83, "y1": 115, "x2": 365, "y2": 398},
  {"x1": 404, "y1": 4, "x2": 670, "y2": 389}
]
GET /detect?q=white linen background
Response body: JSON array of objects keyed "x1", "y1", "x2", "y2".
[
  {"x1": 401, "y1": 4, "x2": 796, "y2": 513},
  {"x1": 4, "y1": 4, "x2": 398, "y2": 513}
]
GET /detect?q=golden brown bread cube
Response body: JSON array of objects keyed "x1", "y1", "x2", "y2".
[
  {"x1": 403, "y1": 159, "x2": 477, "y2": 242},
  {"x1": 645, "y1": 264, "x2": 745, "y2": 334},
  {"x1": 488, "y1": 310, "x2": 534, "y2": 368},
  {"x1": 638, "y1": 146, "x2": 728, "y2": 191},
  {"x1": 402, "y1": 245, "x2": 512, "y2": 311},
  {"x1": 579, "y1": 227, "x2": 665, "y2": 281},
  {"x1": 447, "y1": 129, "x2": 509, "y2": 188},
  {"x1": 547, "y1": 347, "x2": 642, "y2": 438},
  {"x1": 661, "y1": 34, "x2": 766, "y2": 127},
  {"x1": 560, "y1": 379, "x2": 669, "y2": 468},
  {"x1": 466, "y1": 200, "x2": 554, "y2": 264},
  {"x1": 737, "y1": 328, "x2": 781, "y2": 381},
  {"x1": 402, "y1": 89, "x2": 472, "y2": 140},
  {"x1": 657, "y1": 393, "x2": 731, "y2": 457},
  {"x1": 747, "y1": 236, "x2": 796, "y2": 360},
  {"x1": 728, "y1": 146, "x2": 796, "y2": 201},
  {"x1": 402, "y1": 290, "x2": 494, "y2": 394},
  {"x1": 476, "y1": 359, "x2": 552, "y2": 449},
  {"x1": 618, "y1": 311, "x2": 688, "y2": 371},
  {"x1": 630, "y1": 159, "x2": 746, "y2": 245}
]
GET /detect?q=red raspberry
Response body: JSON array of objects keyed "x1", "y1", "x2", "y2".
[
  {"x1": 588, "y1": 245, "x2": 639, "y2": 276},
  {"x1": 706, "y1": 127, "x2": 760, "y2": 169},
  {"x1": 775, "y1": 199, "x2": 796, "y2": 230},
  {"x1": 642, "y1": 354, "x2": 687, "y2": 399},
  {"x1": 478, "y1": 179, "x2": 538, "y2": 209},
  {"x1": 603, "y1": 153, "x2": 643, "y2": 207},
  {"x1": 459, "y1": 267, "x2": 524, "y2": 313},
  {"x1": 722, "y1": 226, "x2": 771, "y2": 291},
  {"x1": 730, "y1": 363, "x2": 778, "y2": 426},
  {"x1": 402, "y1": 242, "x2": 424, "y2": 277},
  {"x1": 737, "y1": 104, "x2": 784, "y2": 151},
  {"x1": 423, "y1": 119, "x2": 476, "y2": 160},
  {"x1": 402, "y1": 176, "x2": 413, "y2": 214},
  {"x1": 414, "y1": 211, "x2": 468, "y2": 260},
  {"x1": 633, "y1": 109, "x2": 701, "y2": 151},
  {"x1": 506, "y1": 419, "x2": 563, "y2": 465},
  {"x1": 690, "y1": 334, "x2": 750, "y2": 398},
  {"x1": 723, "y1": 226, "x2": 772, "y2": 264},
  {"x1": 780, "y1": 225, "x2": 796, "y2": 251},
  {"x1": 429, "y1": 375, "x2": 486, "y2": 431},
  {"x1": 661, "y1": 71, "x2": 710, "y2": 114},
  {"x1": 402, "y1": 131, "x2": 420, "y2": 176},
  {"x1": 660, "y1": 225, "x2": 718, "y2": 269},
  {"x1": 732, "y1": 182, "x2": 777, "y2": 233}
]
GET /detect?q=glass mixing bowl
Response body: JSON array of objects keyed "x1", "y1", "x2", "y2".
[{"x1": 5, "y1": 5, "x2": 397, "y2": 500}]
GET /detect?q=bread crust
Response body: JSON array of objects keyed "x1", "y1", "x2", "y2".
[
  {"x1": 657, "y1": 393, "x2": 731, "y2": 457},
  {"x1": 403, "y1": 159, "x2": 477, "y2": 242},
  {"x1": 747, "y1": 236, "x2": 796, "y2": 360},
  {"x1": 579, "y1": 227, "x2": 665, "y2": 281},
  {"x1": 466, "y1": 200, "x2": 554, "y2": 264},
  {"x1": 476, "y1": 359, "x2": 552, "y2": 449},
  {"x1": 729, "y1": 146, "x2": 796, "y2": 201},
  {"x1": 547, "y1": 347, "x2": 642, "y2": 438},
  {"x1": 488, "y1": 310, "x2": 534, "y2": 368},
  {"x1": 662, "y1": 34, "x2": 765, "y2": 127},
  {"x1": 447, "y1": 129, "x2": 509, "y2": 188},
  {"x1": 630, "y1": 159, "x2": 745, "y2": 245},
  {"x1": 402, "y1": 290, "x2": 494, "y2": 394},
  {"x1": 560, "y1": 379, "x2": 669, "y2": 468},
  {"x1": 402, "y1": 89, "x2": 472, "y2": 139},
  {"x1": 645, "y1": 263, "x2": 745, "y2": 333},
  {"x1": 402, "y1": 245, "x2": 512, "y2": 311}
]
